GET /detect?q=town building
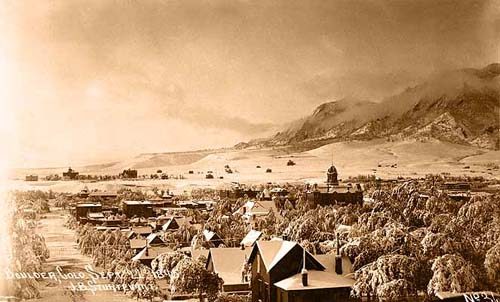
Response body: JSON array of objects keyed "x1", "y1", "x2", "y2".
[
  {"x1": 122, "y1": 200, "x2": 153, "y2": 218},
  {"x1": 87, "y1": 212, "x2": 105, "y2": 225},
  {"x1": 129, "y1": 233, "x2": 165, "y2": 254},
  {"x1": 88, "y1": 191, "x2": 118, "y2": 201},
  {"x1": 62, "y1": 167, "x2": 79, "y2": 180},
  {"x1": 305, "y1": 165, "x2": 363, "y2": 206},
  {"x1": 439, "y1": 182, "x2": 471, "y2": 201},
  {"x1": 218, "y1": 184, "x2": 261, "y2": 199},
  {"x1": 75, "y1": 203, "x2": 102, "y2": 223},
  {"x1": 127, "y1": 226, "x2": 153, "y2": 239}
]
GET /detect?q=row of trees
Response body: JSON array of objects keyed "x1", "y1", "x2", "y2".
[
  {"x1": 178, "y1": 181, "x2": 500, "y2": 300},
  {"x1": 249, "y1": 181, "x2": 500, "y2": 300},
  {"x1": 74, "y1": 223, "x2": 243, "y2": 301},
  {"x1": 6, "y1": 191, "x2": 51, "y2": 299}
]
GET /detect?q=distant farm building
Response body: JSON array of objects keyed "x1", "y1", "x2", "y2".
[
  {"x1": 305, "y1": 165, "x2": 363, "y2": 206},
  {"x1": 25, "y1": 175, "x2": 38, "y2": 181},
  {"x1": 62, "y1": 167, "x2": 79, "y2": 180},
  {"x1": 120, "y1": 169, "x2": 138, "y2": 179}
]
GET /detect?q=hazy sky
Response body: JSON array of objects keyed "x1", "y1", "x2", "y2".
[{"x1": 1, "y1": 0, "x2": 498, "y2": 168}]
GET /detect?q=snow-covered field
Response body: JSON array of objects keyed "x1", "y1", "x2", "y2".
[{"x1": 10, "y1": 139, "x2": 500, "y2": 193}]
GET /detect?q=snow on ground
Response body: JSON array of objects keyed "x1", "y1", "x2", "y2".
[{"x1": 10, "y1": 140, "x2": 500, "y2": 193}]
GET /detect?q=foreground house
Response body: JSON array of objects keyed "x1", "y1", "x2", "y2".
[
  {"x1": 275, "y1": 253, "x2": 354, "y2": 302},
  {"x1": 247, "y1": 240, "x2": 354, "y2": 302},
  {"x1": 206, "y1": 247, "x2": 252, "y2": 293}
]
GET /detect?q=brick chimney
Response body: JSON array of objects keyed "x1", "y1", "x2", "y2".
[
  {"x1": 335, "y1": 233, "x2": 342, "y2": 275},
  {"x1": 301, "y1": 268, "x2": 308, "y2": 286},
  {"x1": 301, "y1": 247, "x2": 308, "y2": 286}
]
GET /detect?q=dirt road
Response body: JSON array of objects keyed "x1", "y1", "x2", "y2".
[{"x1": 33, "y1": 208, "x2": 138, "y2": 302}]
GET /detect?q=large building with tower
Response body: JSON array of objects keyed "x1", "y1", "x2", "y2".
[{"x1": 305, "y1": 165, "x2": 363, "y2": 207}]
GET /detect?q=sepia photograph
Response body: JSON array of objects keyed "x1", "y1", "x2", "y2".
[{"x1": 0, "y1": 0, "x2": 499, "y2": 301}]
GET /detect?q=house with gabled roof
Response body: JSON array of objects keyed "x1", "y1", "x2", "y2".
[
  {"x1": 132, "y1": 246, "x2": 174, "y2": 267},
  {"x1": 274, "y1": 252, "x2": 354, "y2": 302},
  {"x1": 240, "y1": 230, "x2": 263, "y2": 247},
  {"x1": 129, "y1": 233, "x2": 166, "y2": 254},
  {"x1": 203, "y1": 229, "x2": 224, "y2": 247},
  {"x1": 162, "y1": 216, "x2": 192, "y2": 232},
  {"x1": 206, "y1": 247, "x2": 252, "y2": 293},
  {"x1": 127, "y1": 226, "x2": 153, "y2": 240},
  {"x1": 234, "y1": 200, "x2": 279, "y2": 222},
  {"x1": 162, "y1": 217, "x2": 181, "y2": 231},
  {"x1": 247, "y1": 240, "x2": 354, "y2": 302}
]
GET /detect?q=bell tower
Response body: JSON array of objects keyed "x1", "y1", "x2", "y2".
[{"x1": 326, "y1": 165, "x2": 339, "y2": 186}]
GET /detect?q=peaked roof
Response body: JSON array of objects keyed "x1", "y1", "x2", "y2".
[
  {"x1": 240, "y1": 230, "x2": 263, "y2": 247},
  {"x1": 131, "y1": 226, "x2": 152, "y2": 235},
  {"x1": 146, "y1": 233, "x2": 164, "y2": 245},
  {"x1": 274, "y1": 270, "x2": 354, "y2": 291},
  {"x1": 251, "y1": 200, "x2": 277, "y2": 215},
  {"x1": 132, "y1": 246, "x2": 173, "y2": 261},
  {"x1": 249, "y1": 240, "x2": 324, "y2": 272},
  {"x1": 162, "y1": 218, "x2": 180, "y2": 231},
  {"x1": 207, "y1": 247, "x2": 251, "y2": 285},
  {"x1": 203, "y1": 229, "x2": 220, "y2": 241},
  {"x1": 314, "y1": 254, "x2": 354, "y2": 277},
  {"x1": 129, "y1": 238, "x2": 147, "y2": 250}
]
